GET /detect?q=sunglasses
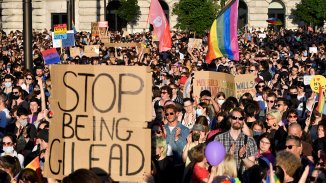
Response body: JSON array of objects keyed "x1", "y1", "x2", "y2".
[
  {"x1": 161, "y1": 91, "x2": 167, "y2": 94},
  {"x1": 26, "y1": 77, "x2": 32, "y2": 80},
  {"x1": 288, "y1": 115, "x2": 297, "y2": 118},
  {"x1": 165, "y1": 112, "x2": 175, "y2": 116},
  {"x1": 231, "y1": 116, "x2": 244, "y2": 121},
  {"x1": 257, "y1": 85, "x2": 265, "y2": 88},
  {"x1": 266, "y1": 100, "x2": 274, "y2": 103},
  {"x1": 276, "y1": 104, "x2": 282, "y2": 107},
  {"x1": 13, "y1": 92, "x2": 19, "y2": 95},
  {"x1": 285, "y1": 145, "x2": 296, "y2": 149},
  {"x1": 2, "y1": 142, "x2": 12, "y2": 146}
]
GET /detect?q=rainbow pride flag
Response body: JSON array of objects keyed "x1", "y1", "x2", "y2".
[
  {"x1": 26, "y1": 156, "x2": 40, "y2": 171},
  {"x1": 25, "y1": 156, "x2": 42, "y2": 180},
  {"x1": 316, "y1": 84, "x2": 326, "y2": 114},
  {"x1": 206, "y1": 0, "x2": 239, "y2": 63}
]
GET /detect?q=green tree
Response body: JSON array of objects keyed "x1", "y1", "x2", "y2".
[
  {"x1": 291, "y1": 0, "x2": 326, "y2": 26},
  {"x1": 117, "y1": 0, "x2": 141, "y2": 27},
  {"x1": 173, "y1": 0, "x2": 219, "y2": 36}
]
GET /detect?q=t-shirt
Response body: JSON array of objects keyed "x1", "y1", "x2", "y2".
[{"x1": 191, "y1": 163, "x2": 209, "y2": 183}]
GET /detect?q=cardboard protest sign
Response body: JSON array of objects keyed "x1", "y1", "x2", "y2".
[
  {"x1": 44, "y1": 65, "x2": 152, "y2": 182},
  {"x1": 193, "y1": 72, "x2": 256, "y2": 98},
  {"x1": 100, "y1": 35, "x2": 110, "y2": 44},
  {"x1": 42, "y1": 48, "x2": 60, "y2": 65},
  {"x1": 62, "y1": 30, "x2": 75, "y2": 48},
  {"x1": 69, "y1": 47, "x2": 80, "y2": 58},
  {"x1": 92, "y1": 22, "x2": 108, "y2": 38},
  {"x1": 84, "y1": 45, "x2": 100, "y2": 57},
  {"x1": 310, "y1": 75, "x2": 326, "y2": 93},
  {"x1": 234, "y1": 74, "x2": 256, "y2": 98},
  {"x1": 193, "y1": 71, "x2": 235, "y2": 98},
  {"x1": 188, "y1": 38, "x2": 202, "y2": 49},
  {"x1": 91, "y1": 22, "x2": 99, "y2": 37},
  {"x1": 54, "y1": 24, "x2": 67, "y2": 40}
]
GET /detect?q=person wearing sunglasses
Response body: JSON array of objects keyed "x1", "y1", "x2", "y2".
[
  {"x1": 215, "y1": 108, "x2": 258, "y2": 172},
  {"x1": 285, "y1": 135, "x2": 315, "y2": 181},
  {"x1": 275, "y1": 97, "x2": 289, "y2": 125},
  {"x1": 286, "y1": 109, "x2": 299, "y2": 126},
  {"x1": 163, "y1": 104, "x2": 189, "y2": 183},
  {"x1": 1, "y1": 134, "x2": 24, "y2": 167}
]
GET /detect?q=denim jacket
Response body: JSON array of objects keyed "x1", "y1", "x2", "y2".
[{"x1": 164, "y1": 122, "x2": 189, "y2": 165}]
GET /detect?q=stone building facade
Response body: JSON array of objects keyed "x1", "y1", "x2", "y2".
[{"x1": 0, "y1": 0, "x2": 300, "y2": 33}]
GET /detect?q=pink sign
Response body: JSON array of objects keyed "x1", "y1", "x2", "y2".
[{"x1": 98, "y1": 21, "x2": 108, "y2": 28}]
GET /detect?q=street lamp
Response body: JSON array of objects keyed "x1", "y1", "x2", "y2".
[{"x1": 23, "y1": 0, "x2": 32, "y2": 70}]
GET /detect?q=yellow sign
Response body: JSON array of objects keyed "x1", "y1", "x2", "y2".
[{"x1": 310, "y1": 75, "x2": 326, "y2": 93}]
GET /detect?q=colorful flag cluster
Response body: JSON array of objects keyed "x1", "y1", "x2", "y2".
[
  {"x1": 148, "y1": 0, "x2": 172, "y2": 52},
  {"x1": 206, "y1": 0, "x2": 239, "y2": 63}
]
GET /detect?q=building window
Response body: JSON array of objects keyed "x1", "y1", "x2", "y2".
[{"x1": 51, "y1": 13, "x2": 68, "y2": 29}]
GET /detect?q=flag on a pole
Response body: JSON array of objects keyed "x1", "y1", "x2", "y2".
[
  {"x1": 25, "y1": 156, "x2": 42, "y2": 179},
  {"x1": 206, "y1": 0, "x2": 239, "y2": 63},
  {"x1": 26, "y1": 156, "x2": 41, "y2": 171},
  {"x1": 41, "y1": 48, "x2": 60, "y2": 65},
  {"x1": 316, "y1": 84, "x2": 326, "y2": 114},
  {"x1": 148, "y1": 0, "x2": 172, "y2": 52}
]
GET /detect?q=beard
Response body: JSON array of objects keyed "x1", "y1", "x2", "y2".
[{"x1": 231, "y1": 122, "x2": 242, "y2": 130}]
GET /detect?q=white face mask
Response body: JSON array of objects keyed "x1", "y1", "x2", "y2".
[
  {"x1": 196, "y1": 108, "x2": 203, "y2": 116},
  {"x1": 217, "y1": 99, "x2": 225, "y2": 106},
  {"x1": 3, "y1": 146, "x2": 14, "y2": 154},
  {"x1": 20, "y1": 120, "x2": 28, "y2": 127}
]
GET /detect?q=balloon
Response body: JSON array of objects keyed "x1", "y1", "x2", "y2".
[{"x1": 205, "y1": 141, "x2": 226, "y2": 166}]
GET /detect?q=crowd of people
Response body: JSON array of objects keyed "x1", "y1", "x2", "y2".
[{"x1": 0, "y1": 25, "x2": 325, "y2": 183}]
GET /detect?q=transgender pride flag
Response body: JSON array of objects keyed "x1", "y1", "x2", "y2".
[
  {"x1": 206, "y1": 0, "x2": 239, "y2": 63},
  {"x1": 41, "y1": 48, "x2": 60, "y2": 65}
]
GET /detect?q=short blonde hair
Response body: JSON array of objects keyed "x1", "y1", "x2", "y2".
[
  {"x1": 267, "y1": 109, "x2": 282, "y2": 123},
  {"x1": 155, "y1": 137, "x2": 167, "y2": 157},
  {"x1": 215, "y1": 154, "x2": 237, "y2": 178},
  {"x1": 276, "y1": 150, "x2": 301, "y2": 177}
]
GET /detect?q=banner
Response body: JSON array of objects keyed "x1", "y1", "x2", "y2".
[
  {"x1": 84, "y1": 45, "x2": 100, "y2": 57},
  {"x1": 98, "y1": 21, "x2": 108, "y2": 28},
  {"x1": 44, "y1": 65, "x2": 152, "y2": 182},
  {"x1": 54, "y1": 24, "x2": 67, "y2": 40},
  {"x1": 310, "y1": 75, "x2": 326, "y2": 93},
  {"x1": 234, "y1": 74, "x2": 256, "y2": 98},
  {"x1": 52, "y1": 33, "x2": 61, "y2": 48},
  {"x1": 69, "y1": 47, "x2": 80, "y2": 58},
  {"x1": 62, "y1": 30, "x2": 75, "y2": 48},
  {"x1": 41, "y1": 48, "x2": 60, "y2": 65},
  {"x1": 193, "y1": 72, "x2": 255, "y2": 98}
]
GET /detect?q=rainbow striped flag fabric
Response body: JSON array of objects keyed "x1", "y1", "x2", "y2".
[
  {"x1": 316, "y1": 84, "x2": 326, "y2": 114},
  {"x1": 206, "y1": 0, "x2": 239, "y2": 63}
]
